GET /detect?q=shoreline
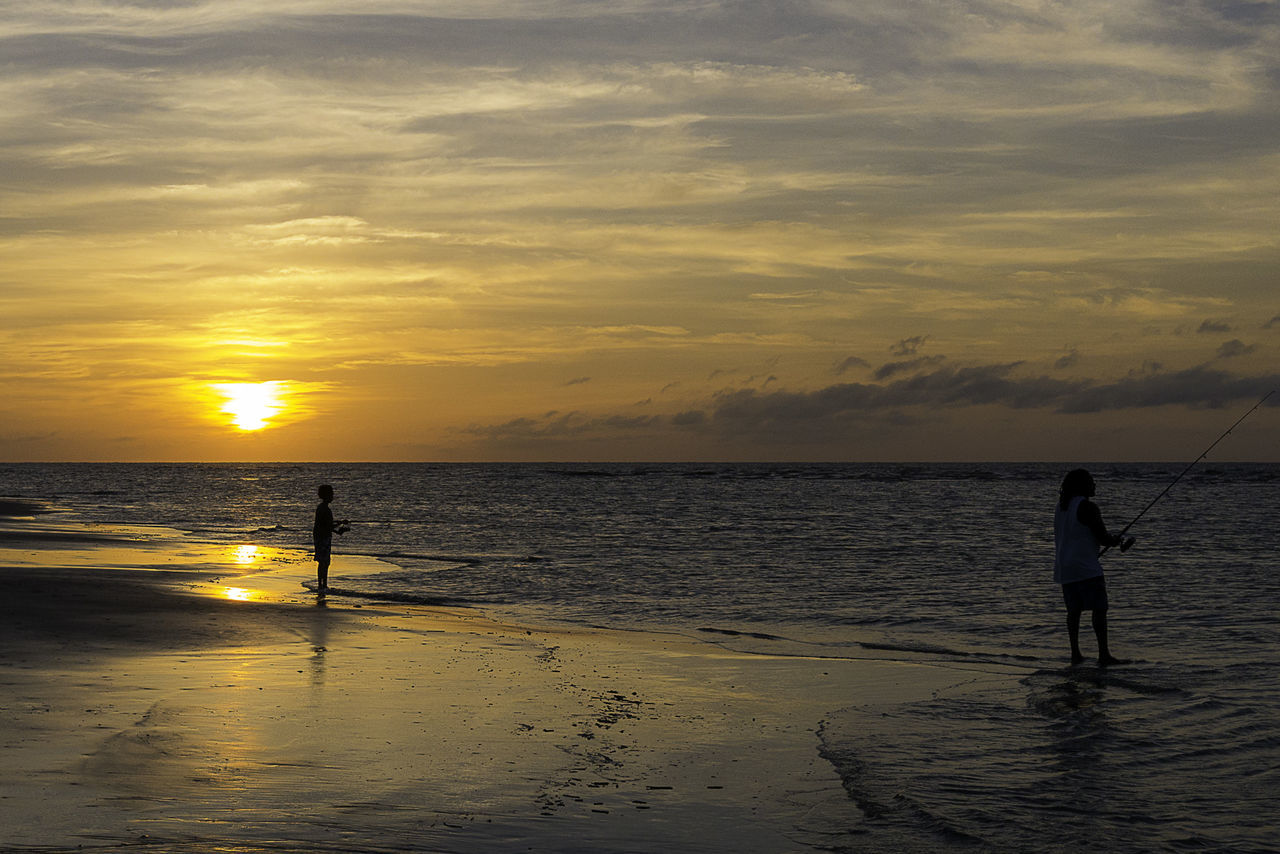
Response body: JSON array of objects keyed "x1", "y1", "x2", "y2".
[{"x1": 1, "y1": 518, "x2": 1017, "y2": 852}]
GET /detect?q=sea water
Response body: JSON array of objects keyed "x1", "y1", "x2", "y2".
[{"x1": 2, "y1": 462, "x2": 1277, "y2": 852}]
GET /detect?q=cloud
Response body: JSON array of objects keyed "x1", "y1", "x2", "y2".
[
  {"x1": 1198, "y1": 319, "x2": 1233, "y2": 334},
  {"x1": 874, "y1": 355, "x2": 946, "y2": 381},
  {"x1": 1265, "y1": 315, "x2": 1280, "y2": 330},
  {"x1": 464, "y1": 411, "x2": 663, "y2": 440},
  {"x1": 890, "y1": 335, "x2": 928, "y2": 357},
  {"x1": 834, "y1": 356, "x2": 869, "y2": 375},
  {"x1": 694, "y1": 362, "x2": 1280, "y2": 442},
  {"x1": 711, "y1": 363, "x2": 1051, "y2": 424},
  {"x1": 671, "y1": 409, "x2": 706, "y2": 427},
  {"x1": 1055, "y1": 349, "x2": 1081, "y2": 370},
  {"x1": 565, "y1": 376, "x2": 592, "y2": 386},
  {"x1": 1055, "y1": 366, "x2": 1278, "y2": 413},
  {"x1": 455, "y1": 358, "x2": 1280, "y2": 455},
  {"x1": 1214, "y1": 339, "x2": 1255, "y2": 359}
]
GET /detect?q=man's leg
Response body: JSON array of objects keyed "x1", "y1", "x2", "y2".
[
  {"x1": 317, "y1": 558, "x2": 329, "y2": 590},
  {"x1": 1067, "y1": 608, "x2": 1085, "y2": 664},
  {"x1": 1093, "y1": 609, "x2": 1120, "y2": 665}
]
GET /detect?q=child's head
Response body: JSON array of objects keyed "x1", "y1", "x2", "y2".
[{"x1": 318, "y1": 484, "x2": 334, "y2": 502}]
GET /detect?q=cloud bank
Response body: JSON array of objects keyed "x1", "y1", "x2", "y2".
[{"x1": 463, "y1": 360, "x2": 1279, "y2": 452}]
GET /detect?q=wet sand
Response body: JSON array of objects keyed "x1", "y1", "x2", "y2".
[{"x1": 0, "y1": 521, "x2": 1011, "y2": 853}]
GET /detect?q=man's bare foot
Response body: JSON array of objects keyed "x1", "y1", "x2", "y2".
[
  {"x1": 1098, "y1": 655, "x2": 1127, "y2": 666},
  {"x1": 1071, "y1": 653, "x2": 1086, "y2": 665}
]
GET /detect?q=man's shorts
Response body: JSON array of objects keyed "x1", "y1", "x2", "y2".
[
  {"x1": 314, "y1": 538, "x2": 332, "y2": 563},
  {"x1": 1062, "y1": 575, "x2": 1108, "y2": 612}
]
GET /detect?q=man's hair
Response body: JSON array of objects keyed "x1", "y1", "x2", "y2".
[
  {"x1": 318, "y1": 483, "x2": 334, "y2": 498},
  {"x1": 1058, "y1": 469, "x2": 1092, "y2": 510}
]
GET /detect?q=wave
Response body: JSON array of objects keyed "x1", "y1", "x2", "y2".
[
  {"x1": 859, "y1": 640, "x2": 1042, "y2": 663},
  {"x1": 816, "y1": 716, "x2": 994, "y2": 847},
  {"x1": 696, "y1": 626, "x2": 787, "y2": 641},
  {"x1": 816, "y1": 656, "x2": 1280, "y2": 853},
  {"x1": 0, "y1": 527, "x2": 147, "y2": 545},
  {"x1": 351, "y1": 550, "x2": 486, "y2": 568},
  {"x1": 301, "y1": 581, "x2": 468, "y2": 607},
  {"x1": 0, "y1": 498, "x2": 54, "y2": 518}
]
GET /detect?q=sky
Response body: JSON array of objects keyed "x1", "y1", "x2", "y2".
[{"x1": 2, "y1": 0, "x2": 1277, "y2": 462}]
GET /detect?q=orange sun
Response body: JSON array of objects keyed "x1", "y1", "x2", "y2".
[{"x1": 211, "y1": 381, "x2": 289, "y2": 431}]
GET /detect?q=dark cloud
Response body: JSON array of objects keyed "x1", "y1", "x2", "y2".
[
  {"x1": 874, "y1": 355, "x2": 946, "y2": 381},
  {"x1": 464, "y1": 411, "x2": 663, "y2": 440},
  {"x1": 890, "y1": 335, "x2": 928, "y2": 357},
  {"x1": 1264, "y1": 315, "x2": 1280, "y2": 330},
  {"x1": 756, "y1": 361, "x2": 1043, "y2": 409},
  {"x1": 463, "y1": 362, "x2": 1280, "y2": 450},
  {"x1": 700, "y1": 363, "x2": 1280, "y2": 441},
  {"x1": 1056, "y1": 365, "x2": 1277, "y2": 412},
  {"x1": 565, "y1": 376, "x2": 592, "y2": 386},
  {"x1": 834, "y1": 356, "x2": 869, "y2": 375},
  {"x1": 671, "y1": 410, "x2": 706, "y2": 427},
  {"x1": 1198, "y1": 319, "x2": 1233, "y2": 333},
  {"x1": 1054, "y1": 349, "x2": 1080, "y2": 370},
  {"x1": 1215, "y1": 339, "x2": 1255, "y2": 359}
]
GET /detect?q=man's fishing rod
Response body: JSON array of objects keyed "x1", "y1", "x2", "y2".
[{"x1": 1100, "y1": 389, "x2": 1275, "y2": 556}]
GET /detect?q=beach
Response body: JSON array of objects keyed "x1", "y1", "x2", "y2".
[
  {"x1": 4, "y1": 463, "x2": 1277, "y2": 853},
  {"x1": 0, "y1": 511, "x2": 1003, "y2": 853}
]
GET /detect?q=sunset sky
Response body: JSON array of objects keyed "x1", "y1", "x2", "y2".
[{"x1": 2, "y1": 0, "x2": 1277, "y2": 462}]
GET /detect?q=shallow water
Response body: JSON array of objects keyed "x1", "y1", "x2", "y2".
[
  {"x1": 3, "y1": 461, "x2": 1278, "y2": 851},
  {"x1": 821, "y1": 660, "x2": 1279, "y2": 852}
]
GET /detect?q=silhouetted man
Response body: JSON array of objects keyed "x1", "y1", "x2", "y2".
[{"x1": 1054, "y1": 469, "x2": 1126, "y2": 666}]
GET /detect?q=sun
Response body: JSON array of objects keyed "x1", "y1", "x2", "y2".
[{"x1": 211, "y1": 381, "x2": 289, "y2": 431}]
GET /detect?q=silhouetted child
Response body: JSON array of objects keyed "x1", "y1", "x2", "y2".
[
  {"x1": 1053, "y1": 469, "x2": 1127, "y2": 666},
  {"x1": 313, "y1": 484, "x2": 348, "y2": 591}
]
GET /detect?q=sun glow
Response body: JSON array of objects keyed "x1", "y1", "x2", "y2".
[
  {"x1": 231, "y1": 544, "x2": 260, "y2": 565},
  {"x1": 212, "y1": 381, "x2": 289, "y2": 431}
]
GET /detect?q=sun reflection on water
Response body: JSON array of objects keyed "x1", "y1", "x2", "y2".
[
  {"x1": 231, "y1": 544, "x2": 260, "y2": 565},
  {"x1": 223, "y1": 586, "x2": 254, "y2": 601}
]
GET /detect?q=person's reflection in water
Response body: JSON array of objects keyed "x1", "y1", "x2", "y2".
[{"x1": 308, "y1": 595, "x2": 330, "y2": 689}]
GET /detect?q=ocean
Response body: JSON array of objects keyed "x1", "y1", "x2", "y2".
[{"x1": 2, "y1": 461, "x2": 1278, "y2": 852}]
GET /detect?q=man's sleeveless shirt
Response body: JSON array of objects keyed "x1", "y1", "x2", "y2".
[{"x1": 1054, "y1": 495, "x2": 1103, "y2": 584}]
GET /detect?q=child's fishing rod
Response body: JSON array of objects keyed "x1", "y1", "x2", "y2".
[{"x1": 1101, "y1": 389, "x2": 1275, "y2": 555}]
